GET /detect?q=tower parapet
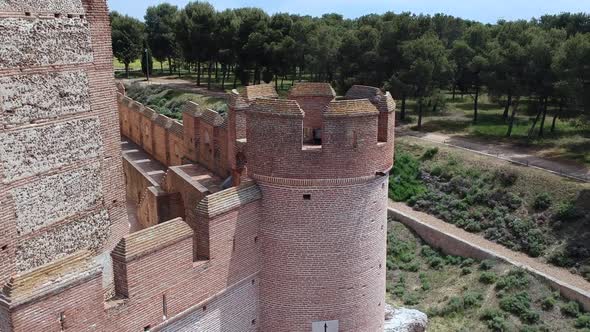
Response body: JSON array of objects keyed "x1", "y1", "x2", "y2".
[{"x1": 246, "y1": 85, "x2": 395, "y2": 181}]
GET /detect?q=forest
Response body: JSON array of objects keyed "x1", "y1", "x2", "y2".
[{"x1": 110, "y1": 3, "x2": 590, "y2": 137}]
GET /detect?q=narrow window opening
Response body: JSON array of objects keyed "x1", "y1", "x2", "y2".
[
  {"x1": 202, "y1": 305, "x2": 207, "y2": 312},
  {"x1": 251, "y1": 319, "x2": 256, "y2": 325},
  {"x1": 251, "y1": 279, "x2": 255, "y2": 285},
  {"x1": 143, "y1": 326, "x2": 151, "y2": 331},
  {"x1": 303, "y1": 194, "x2": 311, "y2": 201},
  {"x1": 162, "y1": 294, "x2": 168, "y2": 320},
  {"x1": 254, "y1": 236, "x2": 258, "y2": 244},
  {"x1": 1, "y1": 245, "x2": 7, "y2": 251},
  {"x1": 79, "y1": 15, "x2": 85, "y2": 19},
  {"x1": 232, "y1": 237, "x2": 236, "y2": 252},
  {"x1": 54, "y1": 13, "x2": 61, "y2": 18},
  {"x1": 67, "y1": 14, "x2": 73, "y2": 18},
  {"x1": 59, "y1": 312, "x2": 66, "y2": 331},
  {"x1": 25, "y1": 12, "x2": 31, "y2": 16}
]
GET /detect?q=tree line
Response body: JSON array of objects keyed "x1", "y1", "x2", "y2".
[{"x1": 110, "y1": 3, "x2": 590, "y2": 136}]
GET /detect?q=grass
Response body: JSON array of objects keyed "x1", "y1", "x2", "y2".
[
  {"x1": 401, "y1": 93, "x2": 590, "y2": 166},
  {"x1": 390, "y1": 136, "x2": 590, "y2": 282},
  {"x1": 124, "y1": 83, "x2": 227, "y2": 121},
  {"x1": 387, "y1": 219, "x2": 587, "y2": 331}
]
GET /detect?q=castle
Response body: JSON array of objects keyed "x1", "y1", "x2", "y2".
[{"x1": 0, "y1": 1, "x2": 396, "y2": 331}]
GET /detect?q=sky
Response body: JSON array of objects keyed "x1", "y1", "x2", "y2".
[{"x1": 108, "y1": 0, "x2": 590, "y2": 24}]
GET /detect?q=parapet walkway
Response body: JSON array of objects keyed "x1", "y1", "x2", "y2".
[{"x1": 388, "y1": 201, "x2": 590, "y2": 311}]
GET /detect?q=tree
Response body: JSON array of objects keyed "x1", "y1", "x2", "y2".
[
  {"x1": 553, "y1": 33, "x2": 590, "y2": 131},
  {"x1": 175, "y1": 2, "x2": 218, "y2": 87},
  {"x1": 111, "y1": 12, "x2": 145, "y2": 78},
  {"x1": 145, "y1": 3, "x2": 178, "y2": 74},
  {"x1": 399, "y1": 32, "x2": 451, "y2": 130}
]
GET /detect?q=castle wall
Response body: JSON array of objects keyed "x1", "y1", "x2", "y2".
[
  {"x1": 246, "y1": 110, "x2": 394, "y2": 180},
  {"x1": 117, "y1": 95, "x2": 229, "y2": 177},
  {"x1": 258, "y1": 175, "x2": 389, "y2": 331},
  {"x1": 8, "y1": 272, "x2": 106, "y2": 332},
  {"x1": 0, "y1": 0, "x2": 127, "y2": 289}
]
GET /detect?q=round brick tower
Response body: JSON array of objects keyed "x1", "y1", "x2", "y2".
[{"x1": 246, "y1": 85, "x2": 395, "y2": 331}]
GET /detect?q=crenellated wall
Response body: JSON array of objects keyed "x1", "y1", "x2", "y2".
[{"x1": 118, "y1": 94, "x2": 231, "y2": 179}]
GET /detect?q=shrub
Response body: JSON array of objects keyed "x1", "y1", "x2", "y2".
[
  {"x1": 496, "y1": 269, "x2": 530, "y2": 291},
  {"x1": 495, "y1": 170, "x2": 518, "y2": 187},
  {"x1": 576, "y1": 314, "x2": 590, "y2": 329},
  {"x1": 442, "y1": 296, "x2": 464, "y2": 315},
  {"x1": 421, "y1": 147, "x2": 439, "y2": 160},
  {"x1": 533, "y1": 192, "x2": 552, "y2": 210},
  {"x1": 479, "y1": 271, "x2": 498, "y2": 284},
  {"x1": 549, "y1": 250, "x2": 576, "y2": 268},
  {"x1": 419, "y1": 273, "x2": 431, "y2": 291},
  {"x1": 403, "y1": 292, "x2": 420, "y2": 305},
  {"x1": 461, "y1": 267, "x2": 472, "y2": 275},
  {"x1": 541, "y1": 296, "x2": 556, "y2": 311},
  {"x1": 480, "y1": 260, "x2": 495, "y2": 271},
  {"x1": 481, "y1": 309, "x2": 508, "y2": 332},
  {"x1": 429, "y1": 257, "x2": 445, "y2": 270},
  {"x1": 561, "y1": 301, "x2": 580, "y2": 317},
  {"x1": 389, "y1": 152, "x2": 426, "y2": 201},
  {"x1": 554, "y1": 202, "x2": 578, "y2": 221},
  {"x1": 463, "y1": 291, "x2": 483, "y2": 308},
  {"x1": 499, "y1": 292, "x2": 539, "y2": 323}
]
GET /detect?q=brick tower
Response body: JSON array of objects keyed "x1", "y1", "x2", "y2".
[{"x1": 246, "y1": 84, "x2": 396, "y2": 331}]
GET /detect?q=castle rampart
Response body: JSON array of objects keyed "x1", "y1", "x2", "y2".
[{"x1": 0, "y1": 4, "x2": 396, "y2": 328}]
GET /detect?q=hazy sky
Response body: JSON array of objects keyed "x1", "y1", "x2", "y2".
[{"x1": 108, "y1": 0, "x2": 590, "y2": 24}]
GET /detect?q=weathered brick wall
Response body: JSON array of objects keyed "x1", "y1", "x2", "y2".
[
  {"x1": 258, "y1": 176, "x2": 389, "y2": 331},
  {"x1": 117, "y1": 95, "x2": 230, "y2": 177},
  {"x1": 0, "y1": 0, "x2": 127, "y2": 292},
  {"x1": 246, "y1": 107, "x2": 395, "y2": 180}
]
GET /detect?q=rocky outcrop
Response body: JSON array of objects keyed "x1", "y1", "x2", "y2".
[{"x1": 384, "y1": 304, "x2": 428, "y2": 332}]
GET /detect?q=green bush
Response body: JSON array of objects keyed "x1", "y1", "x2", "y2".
[
  {"x1": 561, "y1": 301, "x2": 581, "y2": 317},
  {"x1": 554, "y1": 202, "x2": 578, "y2": 221},
  {"x1": 576, "y1": 314, "x2": 590, "y2": 329},
  {"x1": 461, "y1": 267, "x2": 472, "y2": 275},
  {"x1": 541, "y1": 296, "x2": 556, "y2": 311},
  {"x1": 533, "y1": 192, "x2": 552, "y2": 210},
  {"x1": 403, "y1": 292, "x2": 421, "y2": 305},
  {"x1": 389, "y1": 152, "x2": 425, "y2": 201},
  {"x1": 463, "y1": 291, "x2": 483, "y2": 308},
  {"x1": 421, "y1": 147, "x2": 439, "y2": 160},
  {"x1": 480, "y1": 260, "x2": 495, "y2": 271},
  {"x1": 496, "y1": 269, "x2": 530, "y2": 291},
  {"x1": 499, "y1": 292, "x2": 539, "y2": 324},
  {"x1": 481, "y1": 309, "x2": 508, "y2": 332},
  {"x1": 479, "y1": 271, "x2": 498, "y2": 284}
]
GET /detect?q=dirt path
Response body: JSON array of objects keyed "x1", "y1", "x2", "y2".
[
  {"x1": 396, "y1": 128, "x2": 590, "y2": 182},
  {"x1": 389, "y1": 201, "x2": 590, "y2": 309}
]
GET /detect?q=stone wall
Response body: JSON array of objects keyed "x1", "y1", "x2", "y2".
[{"x1": 0, "y1": 0, "x2": 127, "y2": 294}]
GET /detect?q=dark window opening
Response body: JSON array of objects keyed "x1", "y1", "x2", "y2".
[
  {"x1": 25, "y1": 12, "x2": 31, "y2": 16},
  {"x1": 303, "y1": 194, "x2": 311, "y2": 200},
  {"x1": 254, "y1": 236, "x2": 258, "y2": 244},
  {"x1": 251, "y1": 279, "x2": 255, "y2": 285},
  {"x1": 202, "y1": 305, "x2": 207, "y2": 312},
  {"x1": 54, "y1": 13, "x2": 61, "y2": 18},
  {"x1": 251, "y1": 319, "x2": 256, "y2": 325},
  {"x1": 1, "y1": 245, "x2": 7, "y2": 251},
  {"x1": 232, "y1": 238, "x2": 236, "y2": 252},
  {"x1": 312, "y1": 129, "x2": 322, "y2": 145},
  {"x1": 143, "y1": 326, "x2": 151, "y2": 332},
  {"x1": 162, "y1": 294, "x2": 168, "y2": 319},
  {"x1": 67, "y1": 14, "x2": 73, "y2": 18},
  {"x1": 80, "y1": 15, "x2": 85, "y2": 19}
]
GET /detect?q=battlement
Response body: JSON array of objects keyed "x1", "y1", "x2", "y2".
[{"x1": 244, "y1": 84, "x2": 396, "y2": 180}]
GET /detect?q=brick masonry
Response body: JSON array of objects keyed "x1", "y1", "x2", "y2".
[{"x1": 0, "y1": 1, "x2": 396, "y2": 329}]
